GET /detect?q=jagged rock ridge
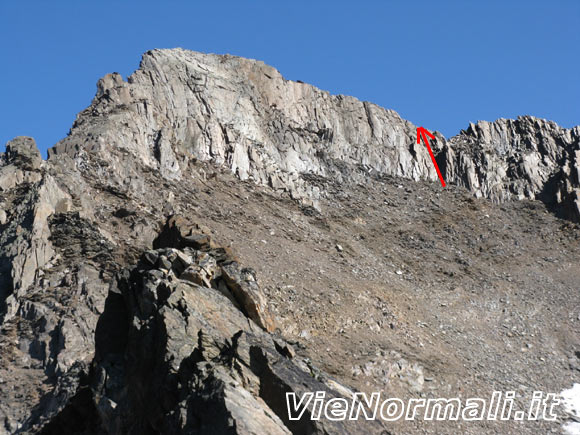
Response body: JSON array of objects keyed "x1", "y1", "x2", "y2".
[
  {"x1": 444, "y1": 117, "x2": 580, "y2": 221},
  {"x1": 48, "y1": 48, "x2": 580, "y2": 218}
]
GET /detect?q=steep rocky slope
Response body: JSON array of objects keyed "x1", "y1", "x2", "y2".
[{"x1": 0, "y1": 49, "x2": 578, "y2": 434}]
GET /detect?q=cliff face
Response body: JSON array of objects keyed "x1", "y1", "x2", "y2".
[
  {"x1": 0, "y1": 49, "x2": 578, "y2": 434},
  {"x1": 445, "y1": 117, "x2": 580, "y2": 220},
  {"x1": 48, "y1": 48, "x2": 580, "y2": 216},
  {"x1": 49, "y1": 49, "x2": 442, "y2": 208}
]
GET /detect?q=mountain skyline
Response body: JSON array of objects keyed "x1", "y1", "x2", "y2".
[{"x1": 1, "y1": 1, "x2": 578, "y2": 156}]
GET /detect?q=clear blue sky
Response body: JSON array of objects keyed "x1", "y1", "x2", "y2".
[{"x1": 1, "y1": 1, "x2": 578, "y2": 156}]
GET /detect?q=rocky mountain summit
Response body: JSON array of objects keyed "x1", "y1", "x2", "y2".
[
  {"x1": 48, "y1": 49, "x2": 580, "y2": 218},
  {"x1": 0, "y1": 49, "x2": 579, "y2": 434}
]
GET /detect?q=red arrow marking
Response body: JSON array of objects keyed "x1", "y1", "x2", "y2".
[{"x1": 416, "y1": 126, "x2": 446, "y2": 187}]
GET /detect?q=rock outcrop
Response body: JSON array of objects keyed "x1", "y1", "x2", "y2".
[
  {"x1": 17, "y1": 218, "x2": 383, "y2": 434},
  {"x1": 82, "y1": 240, "x2": 382, "y2": 434},
  {"x1": 444, "y1": 117, "x2": 580, "y2": 220}
]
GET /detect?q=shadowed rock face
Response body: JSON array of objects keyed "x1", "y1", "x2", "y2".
[
  {"x1": 83, "y1": 239, "x2": 383, "y2": 434},
  {"x1": 444, "y1": 117, "x2": 580, "y2": 220},
  {"x1": 4, "y1": 137, "x2": 42, "y2": 172},
  {"x1": 0, "y1": 49, "x2": 578, "y2": 434}
]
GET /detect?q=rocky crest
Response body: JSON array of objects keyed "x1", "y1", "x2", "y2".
[
  {"x1": 48, "y1": 48, "x2": 580, "y2": 218},
  {"x1": 445, "y1": 117, "x2": 580, "y2": 220},
  {"x1": 0, "y1": 48, "x2": 578, "y2": 434}
]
